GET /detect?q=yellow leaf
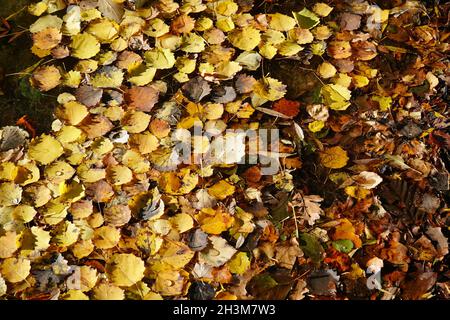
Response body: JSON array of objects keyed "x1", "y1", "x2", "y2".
[
  {"x1": 91, "y1": 66, "x2": 124, "y2": 88},
  {"x1": 53, "y1": 221, "x2": 80, "y2": 247},
  {"x1": 0, "y1": 183, "x2": 22, "y2": 207},
  {"x1": 31, "y1": 226, "x2": 51, "y2": 251},
  {"x1": 28, "y1": 134, "x2": 64, "y2": 165},
  {"x1": 72, "y1": 240, "x2": 94, "y2": 259},
  {"x1": 31, "y1": 65, "x2": 61, "y2": 92},
  {"x1": 13, "y1": 205, "x2": 37, "y2": 223},
  {"x1": 353, "y1": 75, "x2": 369, "y2": 88},
  {"x1": 227, "y1": 252, "x2": 250, "y2": 275},
  {"x1": 308, "y1": 120, "x2": 325, "y2": 132},
  {"x1": 372, "y1": 95, "x2": 392, "y2": 112},
  {"x1": 253, "y1": 77, "x2": 287, "y2": 101},
  {"x1": 30, "y1": 15, "x2": 63, "y2": 33},
  {"x1": 321, "y1": 84, "x2": 352, "y2": 111},
  {"x1": 107, "y1": 165, "x2": 133, "y2": 186},
  {"x1": 196, "y1": 208, "x2": 234, "y2": 235},
  {"x1": 151, "y1": 241, "x2": 194, "y2": 272},
  {"x1": 107, "y1": 253, "x2": 145, "y2": 287},
  {"x1": 0, "y1": 162, "x2": 18, "y2": 181},
  {"x1": 145, "y1": 48, "x2": 176, "y2": 69},
  {"x1": 154, "y1": 271, "x2": 185, "y2": 296},
  {"x1": 122, "y1": 110, "x2": 151, "y2": 133},
  {"x1": 0, "y1": 232, "x2": 19, "y2": 259},
  {"x1": 93, "y1": 282, "x2": 125, "y2": 300},
  {"x1": 93, "y1": 225, "x2": 121, "y2": 249},
  {"x1": 43, "y1": 200, "x2": 68, "y2": 225},
  {"x1": 169, "y1": 213, "x2": 194, "y2": 233},
  {"x1": 344, "y1": 186, "x2": 371, "y2": 200},
  {"x1": 320, "y1": 146, "x2": 349, "y2": 169},
  {"x1": 313, "y1": 3, "x2": 334, "y2": 17},
  {"x1": 61, "y1": 290, "x2": 89, "y2": 300},
  {"x1": 86, "y1": 19, "x2": 119, "y2": 43},
  {"x1": 1, "y1": 258, "x2": 31, "y2": 283},
  {"x1": 208, "y1": 180, "x2": 236, "y2": 200},
  {"x1": 317, "y1": 62, "x2": 337, "y2": 79},
  {"x1": 268, "y1": 13, "x2": 297, "y2": 31},
  {"x1": 228, "y1": 27, "x2": 261, "y2": 51},
  {"x1": 70, "y1": 32, "x2": 100, "y2": 59}
]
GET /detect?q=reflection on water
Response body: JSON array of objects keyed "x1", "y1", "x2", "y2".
[{"x1": 0, "y1": 0, "x2": 55, "y2": 134}]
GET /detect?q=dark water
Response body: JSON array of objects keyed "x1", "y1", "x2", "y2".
[{"x1": 0, "y1": 0, "x2": 55, "y2": 133}]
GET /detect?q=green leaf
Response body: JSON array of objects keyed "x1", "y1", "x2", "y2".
[
  {"x1": 332, "y1": 239, "x2": 354, "y2": 253},
  {"x1": 293, "y1": 8, "x2": 320, "y2": 29},
  {"x1": 298, "y1": 233, "x2": 324, "y2": 264}
]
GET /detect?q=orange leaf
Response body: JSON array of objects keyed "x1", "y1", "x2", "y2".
[{"x1": 272, "y1": 98, "x2": 300, "y2": 118}]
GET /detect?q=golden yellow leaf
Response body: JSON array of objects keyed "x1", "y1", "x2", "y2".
[
  {"x1": 268, "y1": 13, "x2": 297, "y2": 31},
  {"x1": 320, "y1": 146, "x2": 349, "y2": 169},
  {"x1": 228, "y1": 27, "x2": 261, "y2": 51},
  {"x1": 93, "y1": 225, "x2": 121, "y2": 249},
  {"x1": 0, "y1": 183, "x2": 22, "y2": 207},
  {"x1": 31, "y1": 226, "x2": 51, "y2": 251},
  {"x1": 61, "y1": 290, "x2": 89, "y2": 300},
  {"x1": 0, "y1": 232, "x2": 19, "y2": 259},
  {"x1": 227, "y1": 252, "x2": 250, "y2": 275},
  {"x1": 70, "y1": 33, "x2": 101, "y2": 59},
  {"x1": 207, "y1": 180, "x2": 235, "y2": 200},
  {"x1": 107, "y1": 253, "x2": 145, "y2": 287},
  {"x1": 169, "y1": 213, "x2": 194, "y2": 233},
  {"x1": 28, "y1": 134, "x2": 64, "y2": 165},
  {"x1": 53, "y1": 221, "x2": 80, "y2": 247},
  {"x1": 1, "y1": 257, "x2": 31, "y2": 283},
  {"x1": 93, "y1": 282, "x2": 125, "y2": 300},
  {"x1": 196, "y1": 208, "x2": 234, "y2": 235}
]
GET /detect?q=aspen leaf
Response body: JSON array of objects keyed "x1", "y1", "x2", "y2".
[
  {"x1": 321, "y1": 84, "x2": 352, "y2": 111},
  {"x1": 1, "y1": 258, "x2": 31, "y2": 283},
  {"x1": 268, "y1": 13, "x2": 297, "y2": 31},
  {"x1": 320, "y1": 146, "x2": 349, "y2": 169},
  {"x1": 91, "y1": 66, "x2": 124, "y2": 88},
  {"x1": 87, "y1": 19, "x2": 119, "y2": 43},
  {"x1": 169, "y1": 213, "x2": 194, "y2": 233},
  {"x1": 200, "y1": 236, "x2": 237, "y2": 267},
  {"x1": 93, "y1": 282, "x2": 125, "y2": 300},
  {"x1": 31, "y1": 226, "x2": 51, "y2": 251},
  {"x1": 33, "y1": 27, "x2": 62, "y2": 50},
  {"x1": 53, "y1": 221, "x2": 80, "y2": 247},
  {"x1": 0, "y1": 183, "x2": 22, "y2": 207},
  {"x1": 208, "y1": 180, "x2": 235, "y2": 200},
  {"x1": 313, "y1": 3, "x2": 334, "y2": 17},
  {"x1": 196, "y1": 208, "x2": 234, "y2": 235},
  {"x1": 308, "y1": 120, "x2": 325, "y2": 133},
  {"x1": 31, "y1": 65, "x2": 61, "y2": 92},
  {"x1": 227, "y1": 252, "x2": 250, "y2": 275},
  {"x1": 93, "y1": 225, "x2": 121, "y2": 249},
  {"x1": 70, "y1": 33, "x2": 101, "y2": 59},
  {"x1": 28, "y1": 134, "x2": 63, "y2": 165},
  {"x1": 107, "y1": 253, "x2": 145, "y2": 287},
  {"x1": 30, "y1": 15, "x2": 63, "y2": 33},
  {"x1": 228, "y1": 27, "x2": 261, "y2": 51},
  {"x1": 0, "y1": 232, "x2": 19, "y2": 259}
]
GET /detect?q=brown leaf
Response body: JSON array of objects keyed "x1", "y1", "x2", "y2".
[
  {"x1": 182, "y1": 77, "x2": 211, "y2": 102},
  {"x1": 76, "y1": 85, "x2": 103, "y2": 108},
  {"x1": 85, "y1": 180, "x2": 115, "y2": 203},
  {"x1": 125, "y1": 86, "x2": 159, "y2": 112},
  {"x1": 79, "y1": 115, "x2": 114, "y2": 139}
]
